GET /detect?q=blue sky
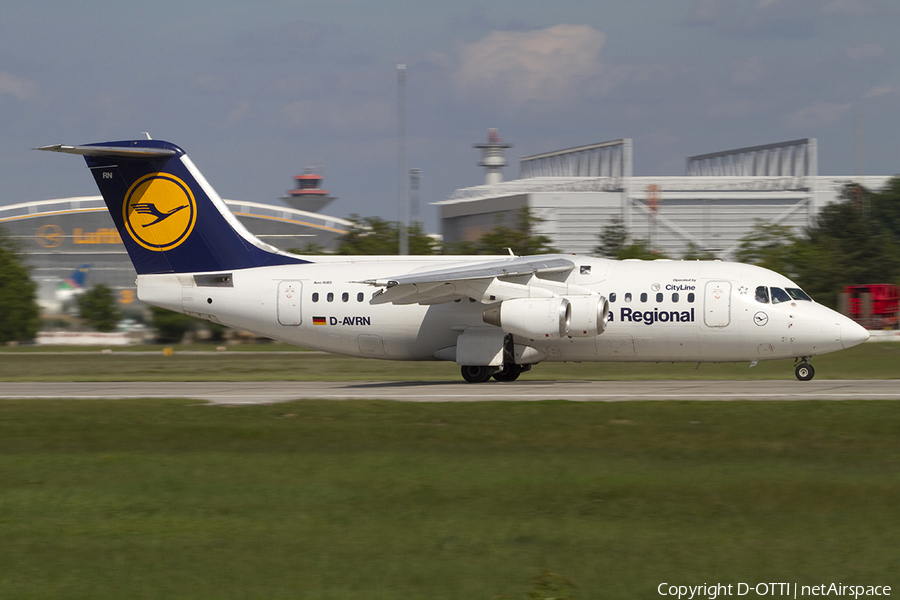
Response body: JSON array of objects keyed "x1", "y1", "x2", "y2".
[{"x1": 2, "y1": 0, "x2": 899, "y2": 232}]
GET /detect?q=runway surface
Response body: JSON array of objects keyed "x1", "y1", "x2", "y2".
[{"x1": 0, "y1": 380, "x2": 897, "y2": 403}]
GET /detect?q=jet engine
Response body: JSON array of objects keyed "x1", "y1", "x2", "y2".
[
  {"x1": 565, "y1": 294, "x2": 609, "y2": 337},
  {"x1": 482, "y1": 295, "x2": 609, "y2": 339},
  {"x1": 482, "y1": 297, "x2": 570, "y2": 339}
]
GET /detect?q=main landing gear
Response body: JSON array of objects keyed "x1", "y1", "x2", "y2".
[
  {"x1": 794, "y1": 357, "x2": 815, "y2": 381},
  {"x1": 460, "y1": 363, "x2": 533, "y2": 383}
]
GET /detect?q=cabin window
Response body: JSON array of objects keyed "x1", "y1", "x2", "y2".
[
  {"x1": 656, "y1": 292, "x2": 663, "y2": 302},
  {"x1": 770, "y1": 287, "x2": 791, "y2": 304},
  {"x1": 640, "y1": 292, "x2": 648, "y2": 303},
  {"x1": 357, "y1": 292, "x2": 364, "y2": 302},
  {"x1": 687, "y1": 293, "x2": 695, "y2": 303},
  {"x1": 580, "y1": 265, "x2": 591, "y2": 275},
  {"x1": 327, "y1": 292, "x2": 334, "y2": 302},
  {"x1": 672, "y1": 293, "x2": 679, "y2": 302},
  {"x1": 609, "y1": 292, "x2": 617, "y2": 303},
  {"x1": 786, "y1": 287, "x2": 812, "y2": 301},
  {"x1": 342, "y1": 292, "x2": 349, "y2": 302},
  {"x1": 755, "y1": 286, "x2": 769, "y2": 303},
  {"x1": 625, "y1": 292, "x2": 632, "y2": 303},
  {"x1": 312, "y1": 292, "x2": 319, "y2": 302}
]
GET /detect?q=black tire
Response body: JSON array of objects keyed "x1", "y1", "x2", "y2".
[
  {"x1": 492, "y1": 363, "x2": 521, "y2": 382},
  {"x1": 795, "y1": 363, "x2": 815, "y2": 381},
  {"x1": 461, "y1": 365, "x2": 493, "y2": 383}
]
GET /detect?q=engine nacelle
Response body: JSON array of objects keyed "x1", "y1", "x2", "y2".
[
  {"x1": 565, "y1": 295, "x2": 609, "y2": 337},
  {"x1": 482, "y1": 295, "x2": 609, "y2": 340},
  {"x1": 483, "y1": 297, "x2": 570, "y2": 340}
]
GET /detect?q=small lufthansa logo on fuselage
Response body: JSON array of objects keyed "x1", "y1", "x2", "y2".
[
  {"x1": 123, "y1": 173, "x2": 197, "y2": 251},
  {"x1": 753, "y1": 311, "x2": 769, "y2": 326}
]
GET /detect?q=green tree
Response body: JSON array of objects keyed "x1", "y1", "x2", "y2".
[
  {"x1": 593, "y1": 216, "x2": 668, "y2": 259},
  {"x1": 336, "y1": 216, "x2": 439, "y2": 255},
  {"x1": 0, "y1": 227, "x2": 40, "y2": 343},
  {"x1": 734, "y1": 221, "x2": 799, "y2": 275},
  {"x1": 150, "y1": 306, "x2": 197, "y2": 344},
  {"x1": 681, "y1": 241, "x2": 718, "y2": 261},
  {"x1": 868, "y1": 177, "x2": 900, "y2": 241},
  {"x1": 445, "y1": 208, "x2": 558, "y2": 255},
  {"x1": 76, "y1": 284, "x2": 121, "y2": 332},
  {"x1": 791, "y1": 198, "x2": 900, "y2": 308},
  {"x1": 594, "y1": 216, "x2": 627, "y2": 257}
]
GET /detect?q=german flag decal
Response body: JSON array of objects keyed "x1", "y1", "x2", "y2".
[{"x1": 312, "y1": 316, "x2": 327, "y2": 325}]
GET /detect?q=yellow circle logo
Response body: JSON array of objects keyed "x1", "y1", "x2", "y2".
[
  {"x1": 123, "y1": 173, "x2": 197, "y2": 251},
  {"x1": 36, "y1": 224, "x2": 64, "y2": 248}
]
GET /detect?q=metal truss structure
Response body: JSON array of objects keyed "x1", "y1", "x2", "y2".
[
  {"x1": 520, "y1": 139, "x2": 632, "y2": 180},
  {"x1": 687, "y1": 138, "x2": 817, "y2": 180}
]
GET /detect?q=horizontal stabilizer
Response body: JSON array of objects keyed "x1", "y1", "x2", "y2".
[{"x1": 36, "y1": 144, "x2": 178, "y2": 158}]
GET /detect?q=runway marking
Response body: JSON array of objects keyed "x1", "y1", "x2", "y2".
[{"x1": 1, "y1": 381, "x2": 898, "y2": 403}]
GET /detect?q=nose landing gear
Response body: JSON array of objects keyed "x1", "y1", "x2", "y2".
[{"x1": 794, "y1": 357, "x2": 815, "y2": 381}]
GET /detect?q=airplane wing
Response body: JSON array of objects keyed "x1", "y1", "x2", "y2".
[{"x1": 359, "y1": 255, "x2": 581, "y2": 305}]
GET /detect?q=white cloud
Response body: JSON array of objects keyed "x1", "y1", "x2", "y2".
[
  {"x1": 282, "y1": 99, "x2": 391, "y2": 132},
  {"x1": 710, "y1": 100, "x2": 760, "y2": 117},
  {"x1": 731, "y1": 56, "x2": 765, "y2": 86},
  {"x1": 228, "y1": 101, "x2": 251, "y2": 124},
  {"x1": 846, "y1": 43, "x2": 884, "y2": 60},
  {"x1": 453, "y1": 24, "x2": 609, "y2": 105},
  {"x1": 0, "y1": 71, "x2": 38, "y2": 101},
  {"x1": 824, "y1": 0, "x2": 867, "y2": 15},
  {"x1": 786, "y1": 101, "x2": 852, "y2": 129},
  {"x1": 862, "y1": 86, "x2": 891, "y2": 99}
]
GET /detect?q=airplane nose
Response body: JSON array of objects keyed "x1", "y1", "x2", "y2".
[{"x1": 841, "y1": 317, "x2": 870, "y2": 349}]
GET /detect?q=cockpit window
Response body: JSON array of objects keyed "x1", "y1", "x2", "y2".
[
  {"x1": 785, "y1": 287, "x2": 812, "y2": 301},
  {"x1": 755, "y1": 286, "x2": 769, "y2": 304},
  {"x1": 770, "y1": 287, "x2": 791, "y2": 304}
]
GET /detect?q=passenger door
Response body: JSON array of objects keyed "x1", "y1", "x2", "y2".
[
  {"x1": 703, "y1": 281, "x2": 731, "y2": 328},
  {"x1": 277, "y1": 281, "x2": 302, "y2": 326}
]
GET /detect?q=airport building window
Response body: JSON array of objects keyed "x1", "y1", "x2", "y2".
[
  {"x1": 312, "y1": 292, "x2": 319, "y2": 302},
  {"x1": 357, "y1": 292, "x2": 364, "y2": 302},
  {"x1": 640, "y1": 292, "x2": 648, "y2": 303},
  {"x1": 656, "y1": 292, "x2": 663, "y2": 302},
  {"x1": 327, "y1": 292, "x2": 334, "y2": 302},
  {"x1": 672, "y1": 293, "x2": 679, "y2": 302},
  {"x1": 625, "y1": 292, "x2": 632, "y2": 303},
  {"x1": 688, "y1": 293, "x2": 695, "y2": 303},
  {"x1": 609, "y1": 292, "x2": 617, "y2": 303},
  {"x1": 342, "y1": 292, "x2": 349, "y2": 302}
]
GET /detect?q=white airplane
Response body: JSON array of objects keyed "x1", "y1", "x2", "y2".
[{"x1": 39, "y1": 139, "x2": 869, "y2": 382}]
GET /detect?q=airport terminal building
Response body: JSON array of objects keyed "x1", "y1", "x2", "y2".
[
  {"x1": 0, "y1": 191, "x2": 352, "y2": 315},
  {"x1": 439, "y1": 137, "x2": 892, "y2": 258}
]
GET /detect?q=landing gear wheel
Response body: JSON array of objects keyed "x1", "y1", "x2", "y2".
[
  {"x1": 492, "y1": 363, "x2": 522, "y2": 382},
  {"x1": 795, "y1": 363, "x2": 815, "y2": 381},
  {"x1": 461, "y1": 365, "x2": 494, "y2": 383}
]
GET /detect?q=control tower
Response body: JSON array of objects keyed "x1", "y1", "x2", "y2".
[
  {"x1": 281, "y1": 168, "x2": 336, "y2": 213},
  {"x1": 474, "y1": 128, "x2": 511, "y2": 185}
]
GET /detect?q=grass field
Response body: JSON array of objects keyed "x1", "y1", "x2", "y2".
[
  {"x1": 0, "y1": 342, "x2": 897, "y2": 382},
  {"x1": 0, "y1": 399, "x2": 898, "y2": 599}
]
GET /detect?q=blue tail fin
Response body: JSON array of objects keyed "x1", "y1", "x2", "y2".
[
  {"x1": 39, "y1": 140, "x2": 307, "y2": 274},
  {"x1": 61, "y1": 264, "x2": 91, "y2": 290}
]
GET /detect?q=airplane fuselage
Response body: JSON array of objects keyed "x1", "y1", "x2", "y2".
[{"x1": 138, "y1": 255, "x2": 860, "y2": 365}]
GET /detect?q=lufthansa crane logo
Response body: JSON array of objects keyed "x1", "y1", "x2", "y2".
[{"x1": 123, "y1": 173, "x2": 197, "y2": 251}]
